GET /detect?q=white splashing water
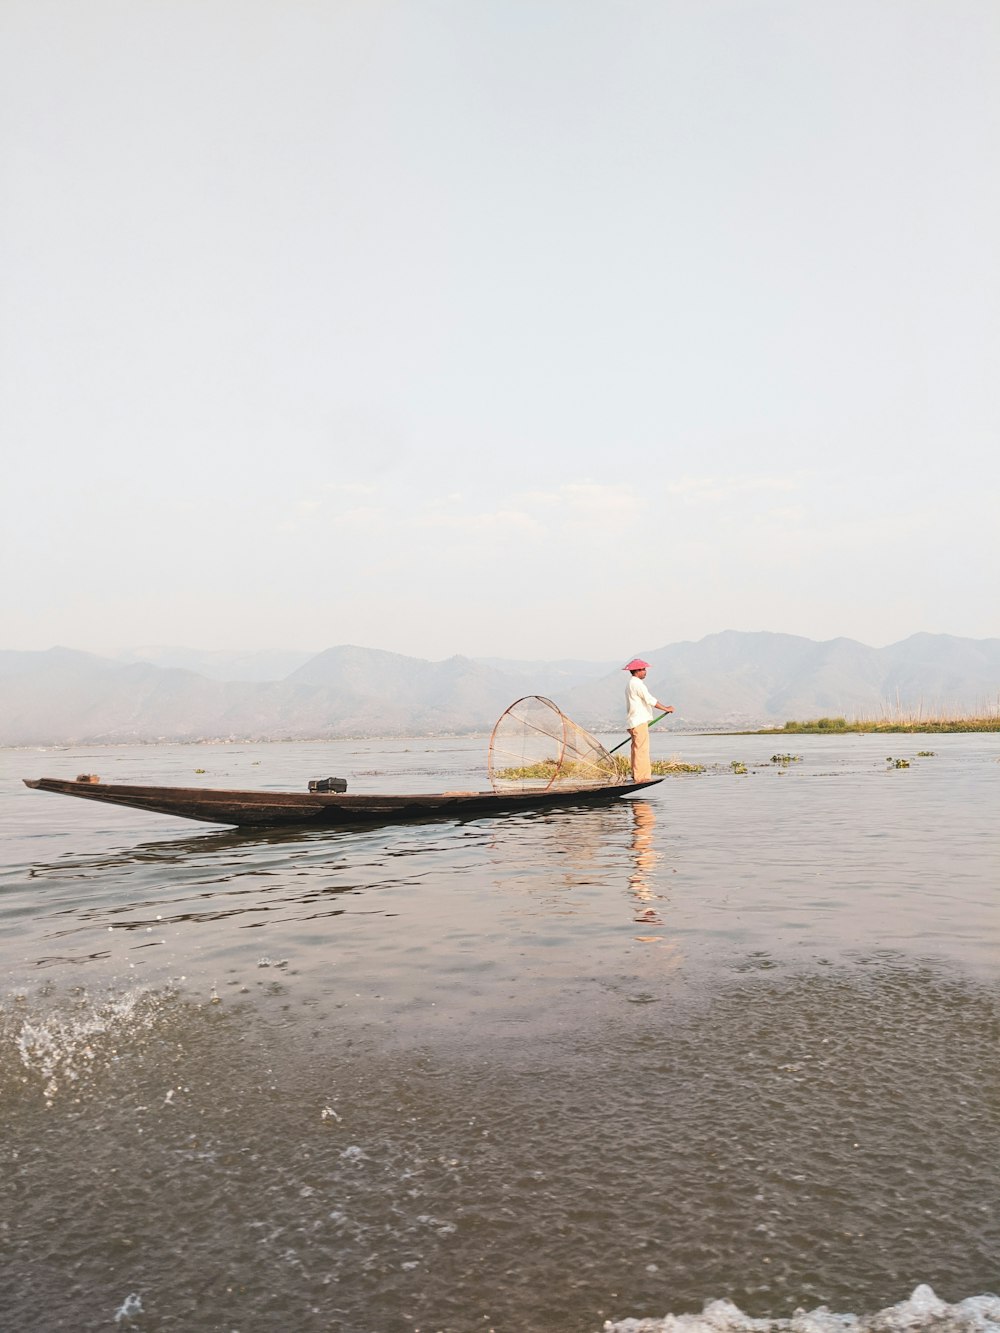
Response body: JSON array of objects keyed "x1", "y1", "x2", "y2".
[
  {"x1": 14, "y1": 988, "x2": 165, "y2": 1102},
  {"x1": 604, "y1": 1285, "x2": 1000, "y2": 1333},
  {"x1": 113, "y1": 1291, "x2": 143, "y2": 1324}
]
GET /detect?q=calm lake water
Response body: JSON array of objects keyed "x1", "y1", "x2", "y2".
[{"x1": 2, "y1": 732, "x2": 999, "y2": 1333}]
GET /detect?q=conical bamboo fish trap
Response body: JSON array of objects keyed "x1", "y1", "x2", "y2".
[{"x1": 487, "y1": 695, "x2": 619, "y2": 794}]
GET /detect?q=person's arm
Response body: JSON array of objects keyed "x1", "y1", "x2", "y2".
[{"x1": 643, "y1": 682, "x2": 674, "y2": 714}]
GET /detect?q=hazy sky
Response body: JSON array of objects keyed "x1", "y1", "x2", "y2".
[{"x1": 2, "y1": 0, "x2": 998, "y2": 661}]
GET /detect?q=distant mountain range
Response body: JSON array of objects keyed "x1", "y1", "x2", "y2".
[{"x1": 2, "y1": 632, "x2": 999, "y2": 746}]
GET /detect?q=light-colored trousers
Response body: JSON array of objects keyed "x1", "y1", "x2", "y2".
[{"x1": 629, "y1": 724, "x2": 651, "y2": 782}]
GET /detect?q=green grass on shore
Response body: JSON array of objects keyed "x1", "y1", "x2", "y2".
[{"x1": 742, "y1": 713, "x2": 1000, "y2": 735}]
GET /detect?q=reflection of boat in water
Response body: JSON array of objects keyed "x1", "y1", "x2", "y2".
[{"x1": 22, "y1": 776, "x2": 662, "y2": 830}]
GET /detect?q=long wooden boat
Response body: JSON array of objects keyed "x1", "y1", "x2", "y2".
[{"x1": 22, "y1": 776, "x2": 662, "y2": 829}]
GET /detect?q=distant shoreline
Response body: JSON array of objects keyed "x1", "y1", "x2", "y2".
[
  {"x1": 1, "y1": 726, "x2": 729, "y2": 750},
  {"x1": 5, "y1": 719, "x2": 1000, "y2": 750}
]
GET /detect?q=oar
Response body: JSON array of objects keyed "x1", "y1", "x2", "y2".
[{"x1": 609, "y1": 712, "x2": 670, "y2": 756}]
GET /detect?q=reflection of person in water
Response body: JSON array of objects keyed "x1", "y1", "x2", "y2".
[{"x1": 628, "y1": 800, "x2": 662, "y2": 926}]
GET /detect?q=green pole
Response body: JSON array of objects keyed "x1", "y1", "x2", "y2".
[{"x1": 608, "y1": 711, "x2": 670, "y2": 756}]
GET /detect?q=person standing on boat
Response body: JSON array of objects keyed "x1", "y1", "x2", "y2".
[{"x1": 623, "y1": 658, "x2": 674, "y2": 782}]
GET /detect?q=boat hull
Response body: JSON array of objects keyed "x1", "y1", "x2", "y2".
[{"x1": 23, "y1": 776, "x2": 662, "y2": 829}]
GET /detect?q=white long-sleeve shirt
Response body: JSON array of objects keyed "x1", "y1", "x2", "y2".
[{"x1": 625, "y1": 675, "x2": 659, "y2": 728}]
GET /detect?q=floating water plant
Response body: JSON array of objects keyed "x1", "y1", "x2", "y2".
[
  {"x1": 651, "y1": 758, "x2": 704, "y2": 774},
  {"x1": 917, "y1": 750, "x2": 935, "y2": 757},
  {"x1": 608, "y1": 755, "x2": 703, "y2": 778},
  {"x1": 770, "y1": 753, "x2": 802, "y2": 764},
  {"x1": 494, "y1": 760, "x2": 562, "y2": 781},
  {"x1": 886, "y1": 757, "x2": 910, "y2": 768},
  {"x1": 731, "y1": 761, "x2": 748, "y2": 775},
  {"x1": 495, "y1": 757, "x2": 617, "y2": 782}
]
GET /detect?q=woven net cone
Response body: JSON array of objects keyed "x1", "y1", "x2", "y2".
[{"x1": 487, "y1": 695, "x2": 619, "y2": 793}]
